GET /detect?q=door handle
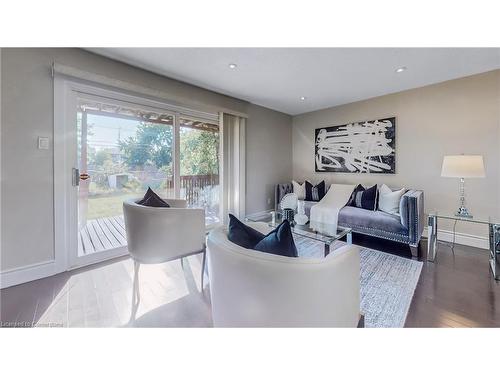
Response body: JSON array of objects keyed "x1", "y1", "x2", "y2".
[
  {"x1": 72, "y1": 168, "x2": 79, "y2": 186},
  {"x1": 72, "y1": 168, "x2": 90, "y2": 186}
]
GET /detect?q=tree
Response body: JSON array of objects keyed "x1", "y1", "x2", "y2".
[
  {"x1": 119, "y1": 122, "x2": 173, "y2": 169},
  {"x1": 180, "y1": 128, "x2": 219, "y2": 175},
  {"x1": 119, "y1": 122, "x2": 219, "y2": 176},
  {"x1": 93, "y1": 149, "x2": 112, "y2": 166}
]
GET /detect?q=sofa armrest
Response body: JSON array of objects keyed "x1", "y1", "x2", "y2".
[
  {"x1": 275, "y1": 183, "x2": 293, "y2": 211},
  {"x1": 399, "y1": 190, "x2": 424, "y2": 246}
]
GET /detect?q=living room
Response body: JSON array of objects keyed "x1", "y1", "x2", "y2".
[{"x1": 1, "y1": 1, "x2": 499, "y2": 374}]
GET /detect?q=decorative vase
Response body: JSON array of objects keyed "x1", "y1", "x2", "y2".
[
  {"x1": 282, "y1": 208, "x2": 295, "y2": 226},
  {"x1": 295, "y1": 200, "x2": 309, "y2": 225}
]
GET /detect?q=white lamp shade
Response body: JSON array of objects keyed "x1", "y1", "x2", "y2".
[{"x1": 441, "y1": 155, "x2": 485, "y2": 178}]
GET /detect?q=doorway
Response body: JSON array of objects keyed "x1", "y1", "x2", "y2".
[{"x1": 55, "y1": 80, "x2": 222, "y2": 269}]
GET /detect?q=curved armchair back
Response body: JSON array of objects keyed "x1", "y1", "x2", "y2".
[
  {"x1": 123, "y1": 199, "x2": 206, "y2": 264},
  {"x1": 207, "y1": 222, "x2": 360, "y2": 327}
]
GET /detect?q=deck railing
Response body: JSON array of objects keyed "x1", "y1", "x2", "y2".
[
  {"x1": 161, "y1": 174, "x2": 219, "y2": 207},
  {"x1": 81, "y1": 173, "x2": 219, "y2": 226},
  {"x1": 181, "y1": 174, "x2": 219, "y2": 206}
]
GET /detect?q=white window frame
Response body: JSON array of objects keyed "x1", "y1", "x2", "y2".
[{"x1": 54, "y1": 76, "x2": 223, "y2": 270}]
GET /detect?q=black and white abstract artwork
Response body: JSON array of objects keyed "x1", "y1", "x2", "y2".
[{"x1": 315, "y1": 117, "x2": 396, "y2": 173}]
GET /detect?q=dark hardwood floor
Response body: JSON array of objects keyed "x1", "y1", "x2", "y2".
[
  {"x1": 405, "y1": 242, "x2": 499, "y2": 327},
  {"x1": 1, "y1": 236, "x2": 499, "y2": 327},
  {"x1": 351, "y1": 233, "x2": 499, "y2": 327}
]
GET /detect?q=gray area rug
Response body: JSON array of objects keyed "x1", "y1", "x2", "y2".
[{"x1": 294, "y1": 236, "x2": 423, "y2": 328}]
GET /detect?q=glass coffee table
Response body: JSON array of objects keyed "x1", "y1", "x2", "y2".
[{"x1": 245, "y1": 211, "x2": 352, "y2": 257}]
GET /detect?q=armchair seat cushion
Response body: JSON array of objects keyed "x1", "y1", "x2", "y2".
[{"x1": 338, "y1": 206, "x2": 408, "y2": 236}]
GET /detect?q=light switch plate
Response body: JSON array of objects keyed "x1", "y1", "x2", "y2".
[{"x1": 38, "y1": 136, "x2": 49, "y2": 150}]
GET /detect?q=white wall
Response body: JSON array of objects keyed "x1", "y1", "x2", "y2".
[
  {"x1": 0, "y1": 48, "x2": 293, "y2": 273},
  {"x1": 246, "y1": 104, "x2": 293, "y2": 213},
  {"x1": 293, "y1": 70, "x2": 500, "y2": 240}
]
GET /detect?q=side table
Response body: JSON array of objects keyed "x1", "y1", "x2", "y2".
[{"x1": 427, "y1": 211, "x2": 500, "y2": 281}]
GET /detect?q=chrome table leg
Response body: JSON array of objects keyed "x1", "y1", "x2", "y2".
[
  {"x1": 427, "y1": 215, "x2": 438, "y2": 262},
  {"x1": 201, "y1": 249, "x2": 207, "y2": 290},
  {"x1": 489, "y1": 224, "x2": 500, "y2": 281},
  {"x1": 324, "y1": 243, "x2": 330, "y2": 257},
  {"x1": 347, "y1": 231, "x2": 353, "y2": 245}
]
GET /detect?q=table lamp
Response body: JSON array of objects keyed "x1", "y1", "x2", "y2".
[{"x1": 441, "y1": 155, "x2": 485, "y2": 218}]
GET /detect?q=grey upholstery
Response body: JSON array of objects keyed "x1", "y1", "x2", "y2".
[
  {"x1": 276, "y1": 183, "x2": 424, "y2": 250},
  {"x1": 275, "y1": 182, "x2": 293, "y2": 211},
  {"x1": 339, "y1": 206, "x2": 407, "y2": 235},
  {"x1": 399, "y1": 190, "x2": 425, "y2": 246}
]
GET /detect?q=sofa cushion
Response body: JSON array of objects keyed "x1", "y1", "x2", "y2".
[
  {"x1": 292, "y1": 180, "x2": 306, "y2": 200},
  {"x1": 254, "y1": 220, "x2": 298, "y2": 257},
  {"x1": 349, "y1": 184, "x2": 377, "y2": 211},
  {"x1": 228, "y1": 214, "x2": 265, "y2": 248},
  {"x1": 305, "y1": 180, "x2": 326, "y2": 201},
  {"x1": 378, "y1": 184, "x2": 406, "y2": 215},
  {"x1": 339, "y1": 206, "x2": 408, "y2": 235}
]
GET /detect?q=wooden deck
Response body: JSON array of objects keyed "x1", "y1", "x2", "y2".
[
  {"x1": 78, "y1": 216, "x2": 127, "y2": 256},
  {"x1": 78, "y1": 212, "x2": 219, "y2": 257}
]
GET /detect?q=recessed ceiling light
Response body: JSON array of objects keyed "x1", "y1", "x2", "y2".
[
  {"x1": 395, "y1": 66, "x2": 407, "y2": 73},
  {"x1": 300, "y1": 96, "x2": 306, "y2": 101},
  {"x1": 228, "y1": 63, "x2": 237, "y2": 69}
]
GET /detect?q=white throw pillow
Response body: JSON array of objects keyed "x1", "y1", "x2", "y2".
[
  {"x1": 378, "y1": 184, "x2": 405, "y2": 215},
  {"x1": 292, "y1": 180, "x2": 306, "y2": 200}
]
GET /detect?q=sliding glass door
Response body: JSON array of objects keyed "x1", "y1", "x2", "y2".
[
  {"x1": 179, "y1": 118, "x2": 221, "y2": 226},
  {"x1": 67, "y1": 89, "x2": 222, "y2": 267},
  {"x1": 76, "y1": 97, "x2": 176, "y2": 258}
]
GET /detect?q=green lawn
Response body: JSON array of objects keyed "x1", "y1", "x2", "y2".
[{"x1": 87, "y1": 192, "x2": 141, "y2": 220}]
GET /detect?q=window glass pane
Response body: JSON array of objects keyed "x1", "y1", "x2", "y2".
[
  {"x1": 179, "y1": 118, "x2": 220, "y2": 225},
  {"x1": 77, "y1": 97, "x2": 174, "y2": 254}
]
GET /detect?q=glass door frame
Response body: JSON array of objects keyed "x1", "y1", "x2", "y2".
[{"x1": 54, "y1": 77, "x2": 222, "y2": 271}]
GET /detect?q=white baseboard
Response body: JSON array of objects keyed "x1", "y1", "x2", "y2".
[
  {"x1": 0, "y1": 260, "x2": 58, "y2": 289},
  {"x1": 422, "y1": 228, "x2": 488, "y2": 250}
]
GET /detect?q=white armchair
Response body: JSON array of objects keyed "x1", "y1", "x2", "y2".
[
  {"x1": 123, "y1": 198, "x2": 206, "y2": 319},
  {"x1": 207, "y1": 222, "x2": 360, "y2": 327}
]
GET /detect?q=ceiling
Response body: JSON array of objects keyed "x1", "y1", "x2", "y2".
[{"x1": 88, "y1": 48, "x2": 500, "y2": 115}]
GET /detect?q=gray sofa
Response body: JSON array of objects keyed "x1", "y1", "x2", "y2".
[{"x1": 275, "y1": 183, "x2": 424, "y2": 257}]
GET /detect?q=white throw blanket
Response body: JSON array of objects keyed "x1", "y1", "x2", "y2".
[{"x1": 310, "y1": 184, "x2": 356, "y2": 235}]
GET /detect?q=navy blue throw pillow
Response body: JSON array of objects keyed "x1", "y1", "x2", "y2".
[
  {"x1": 254, "y1": 220, "x2": 298, "y2": 257},
  {"x1": 228, "y1": 214, "x2": 265, "y2": 249},
  {"x1": 349, "y1": 184, "x2": 378, "y2": 211},
  {"x1": 305, "y1": 180, "x2": 326, "y2": 201},
  {"x1": 347, "y1": 184, "x2": 363, "y2": 206},
  {"x1": 137, "y1": 187, "x2": 170, "y2": 207}
]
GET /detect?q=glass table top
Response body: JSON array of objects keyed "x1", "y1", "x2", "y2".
[
  {"x1": 428, "y1": 211, "x2": 500, "y2": 225},
  {"x1": 245, "y1": 211, "x2": 351, "y2": 245}
]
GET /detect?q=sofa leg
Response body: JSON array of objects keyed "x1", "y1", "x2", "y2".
[
  {"x1": 410, "y1": 244, "x2": 420, "y2": 259},
  {"x1": 357, "y1": 313, "x2": 365, "y2": 328}
]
